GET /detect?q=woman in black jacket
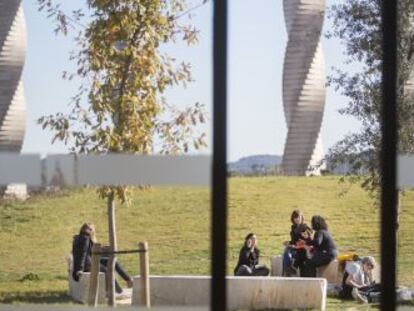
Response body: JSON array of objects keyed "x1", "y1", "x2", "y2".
[
  {"x1": 234, "y1": 233, "x2": 269, "y2": 276},
  {"x1": 72, "y1": 223, "x2": 133, "y2": 294},
  {"x1": 302, "y1": 215, "x2": 338, "y2": 277},
  {"x1": 282, "y1": 209, "x2": 304, "y2": 275},
  {"x1": 291, "y1": 223, "x2": 313, "y2": 276}
]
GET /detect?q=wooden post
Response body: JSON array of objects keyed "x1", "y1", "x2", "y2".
[
  {"x1": 88, "y1": 243, "x2": 101, "y2": 306},
  {"x1": 139, "y1": 242, "x2": 150, "y2": 307}
]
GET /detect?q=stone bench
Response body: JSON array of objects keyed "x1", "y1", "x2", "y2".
[
  {"x1": 270, "y1": 255, "x2": 342, "y2": 284},
  {"x1": 68, "y1": 271, "x2": 107, "y2": 303},
  {"x1": 270, "y1": 255, "x2": 381, "y2": 285},
  {"x1": 132, "y1": 275, "x2": 327, "y2": 310},
  {"x1": 66, "y1": 255, "x2": 106, "y2": 303}
]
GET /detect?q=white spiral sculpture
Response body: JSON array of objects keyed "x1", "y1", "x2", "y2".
[
  {"x1": 281, "y1": 0, "x2": 326, "y2": 176},
  {"x1": 0, "y1": 0, "x2": 27, "y2": 152}
]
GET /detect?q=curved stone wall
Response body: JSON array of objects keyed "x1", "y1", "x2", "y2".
[
  {"x1": 0, "y1": 0, "x2": 27, "y2": 152},
  {"x1": 281, "y1": 0, "x2": 326, "y2": 176}
]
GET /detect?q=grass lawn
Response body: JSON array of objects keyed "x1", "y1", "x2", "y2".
[{"x1": 0, "y1": 176, "x2": 413, "y2": 310}]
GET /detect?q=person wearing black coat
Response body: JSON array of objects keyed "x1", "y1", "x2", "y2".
[
  {"x1": 301, "y1": 215, "x2": 338, "y2": 277},
  {"x1": 282, "y1": 210, "x2": 304, "y2": 275},
  {"x1": 291, "y1": 223, "x2": 313, "y2": 276},
  {"x1": 234, "y1": 233, "x2": 269, "y2": 276},
  {"x1": 72, "y1": 233, "x2": 93, "y2": 279},
  {"x1": 72, "y1": 223, "x2": 133, "y2": 294}
]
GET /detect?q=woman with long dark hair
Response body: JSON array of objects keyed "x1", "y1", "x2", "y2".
[
  {"x1": 234, "y1": 233, "x2": 270, "y2": 276},
  {"x1": 302, "y1": 215, "x2": 337, "y2": 277},
  {"x1": 72, "y1": 223, "x2": 133, "y2": 294}
]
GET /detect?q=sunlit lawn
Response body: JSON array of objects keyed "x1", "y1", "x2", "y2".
[{"x1": 1, "y1": 176, "x2": 413, "y2": 310}]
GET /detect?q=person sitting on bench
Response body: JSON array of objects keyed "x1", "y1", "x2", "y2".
[
  {"x1": 234, "y1": 233, "x2": 270, "y2": 276},
  {"x1": 291, "y1": 223, "x2": 313, "y2": 276},
  {"x1": 282, "y1": 209, "x2": 304, "y2": 276},
  {"x1": 340, "y1": 256, "x2": 380, "y2": 303},
  {"x1": 302, "y1": 215, "x2": 337, "y2": 277},
  {"x1": 72, "y1": 223, "x2": 133, "y2": 294}
]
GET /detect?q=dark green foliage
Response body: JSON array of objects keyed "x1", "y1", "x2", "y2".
[{"x1": 326, "y1": 1, "x2": 414, "y2": 195}]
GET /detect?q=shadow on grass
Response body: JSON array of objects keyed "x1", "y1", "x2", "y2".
[{"x1": 0, "y1": 290, "x2": 75, "y2": 304}]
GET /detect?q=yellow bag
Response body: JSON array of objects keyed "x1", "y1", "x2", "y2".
[{"x1": 336, "y1": 253, "x2": 358, "y2": 262}]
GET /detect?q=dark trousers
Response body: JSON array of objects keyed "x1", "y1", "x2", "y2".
[
  {"x1": 341, "y1": 278, "x2": 382, "y2": 302},
  {"x1": 360, "y1": 283, "x2": 382, "y2": 302},
  {"x1": 340, "y1": 272, "x2": 354, "y2": 299},
  {"x1": 294, "y1": 249, "x2": 307, "y2": 272},
  {"x1": 99, "y1": 258, "x2": 131, "y2": 294},
  {"x1": 360, "y1": 283, "x2": 381, "y2": 293},
  {"x1": 301, "y1": 251, "x2": 335, "y2": 277},
  {"x1": 235, "y1": 264, "x2": 270, "y2": 276}
]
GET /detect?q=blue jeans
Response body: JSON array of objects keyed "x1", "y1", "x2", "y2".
[{"x1": 282, "y1": 247, "x2": 296, "y2": 271}]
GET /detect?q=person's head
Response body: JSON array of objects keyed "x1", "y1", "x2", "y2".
[
  {"x1": 294, "y1": 224, "x2": 313, "y2": 239},
  {"x1": 361, "y1": 256, "x2": 376, "y2": 273},
  {"x1": 291, "y1": 209, "x2": 304, "y2": 225},
  {"x1": 79, "y1": 223, "x2": 97, "y2": 243},
  {"x1": 311, "y1": 215, "x2": 328, "y2": 231},
  {"x1": 244, "y1": 232, "x2": 257, "y2": 248}
]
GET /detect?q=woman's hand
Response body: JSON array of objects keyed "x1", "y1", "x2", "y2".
[{"x1": 346, "y1": 274, "x2": 363, "y2": 289}]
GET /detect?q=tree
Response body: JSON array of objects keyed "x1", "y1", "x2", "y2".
[
  {"x1": 37, "y1": 0, "x2": 208, "y2": 305},
  {"x1": 326, "y1": 1, "x2": 414, "y2": 205}
]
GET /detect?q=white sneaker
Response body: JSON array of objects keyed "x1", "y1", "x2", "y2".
[{"x1": 352, "y1": 288, "x2": 369, "y2": 304}]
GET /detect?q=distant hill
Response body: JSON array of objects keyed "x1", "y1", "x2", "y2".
[
  {"x1": 228, "y1": 155, "x2": 282, "y2": 176},
  {"x1": 228, "y1": 152, "x2": 371, "y2": 176}
]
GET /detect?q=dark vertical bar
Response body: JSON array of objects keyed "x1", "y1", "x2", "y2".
[
  {"x1": 381, "y1": 1, "x2": 397, "y2": 310},
  {"x1": 211, "y1": 0, "x2": 227, "y2": 310}
]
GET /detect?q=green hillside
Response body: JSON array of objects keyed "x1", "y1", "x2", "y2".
[{"x1": 1, "y1": 176, "x2": 413, "y2": 310}]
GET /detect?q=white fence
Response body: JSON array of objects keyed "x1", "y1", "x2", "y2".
[{"x1": 0, "y1": 153, "x2": 211, "y2": 187}]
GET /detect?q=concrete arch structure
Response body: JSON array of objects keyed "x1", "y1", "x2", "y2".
[
  {"x1": 281, "y1": 0, "x2": 326, "y2": 176},
  {"x1": 0, "y1": 0, "x2": 27, "y2": 199},
  {"x1": 0, "y1": 0, "x2": 27, "y2": 152}
]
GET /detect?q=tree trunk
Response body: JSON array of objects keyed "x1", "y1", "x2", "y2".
[{"x1": 107, "y1": 192, "x2": 117, "y2": 306}]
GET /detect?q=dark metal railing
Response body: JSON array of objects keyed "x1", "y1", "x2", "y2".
[
  {"x1": 380, "y1": 1, "x2": 398, "y2": 310},
  {"x1": 211, "y1": 0, "x2": 228, "y2": 310}
]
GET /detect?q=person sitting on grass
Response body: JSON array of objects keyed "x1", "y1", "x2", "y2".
[
  {"x1": 340, "y1": 256, "x2": 381, "y2": 303},
  {"x1": 282, "y1": 209, "x2": 304, "y2": 276},
  {"x1": 72, "y1": 222, "x2": 134, "y2": 294},
  {"x1": 234, "y1": 233, "x2": 270, "y2": 276},
  {"x1": 301, "y1": 215, "x2": 338, "y2": 277}
]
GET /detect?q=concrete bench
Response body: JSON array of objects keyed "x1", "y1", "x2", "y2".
[
  {"x1": 270, "y1": 255, "x2": 342, "y2": 284},
  {"x1": 271, "y1": 256, "x2": 381, "y2": 285},
  {"x1": 131, "y1": 275, "x2": 327, "y2": 310},
  {"x1": 68, "y1": 272, "x2": 107, "y2": 303},
  {"x1": 317, "y1": 260, "x2": 342, "y2": 284},
  {"x1": 270, "y1": 255, "x2": 284, "y2": 277},
  {"x1": 66, "y1": 255, "x2": 106, "y2": 303}
]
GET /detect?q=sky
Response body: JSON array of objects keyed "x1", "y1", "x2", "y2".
[{"x1": 21, "y1": 0, "x2": 360, "y2": 162}]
